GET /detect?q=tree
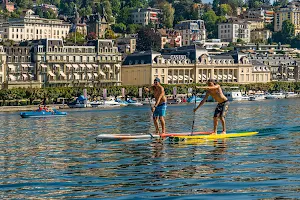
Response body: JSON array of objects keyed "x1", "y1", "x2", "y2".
[
  {"x1": 112, "y1": 23, "x2": 127, "y2": 33},
  {"x1": 291, "y1": 35, "x2": 300, "y2": 49},
  {"x1": 66, "y1": 32, "x2": 86, "y2": 44},
  {"x1": 136, "y1": 27, "x2": 161, "y2": 52},
  {"x1": 220, "y1": 4, "x2": 233, "y2": 16},
  {"x1": 105, "y1": 29, "x2": 117, "y2": 39},
  {"x1": 159, "y1": 1, "x2": 175, "y2": 28},
  {"x1": 126, "y1": 24, "x2": 142, "y2": 34},
  {"x1": 282, "y1": 20, "x2": 295, "y2": 39}
]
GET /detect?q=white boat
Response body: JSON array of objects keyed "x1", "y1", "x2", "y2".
[
  {"x1": 224, "y1": 91, "x2": 249, "y2": 101},
  {"x1": 265, "y1": 92, "x2": 285, "y2": 99},
  {"x1": 249, "y1": 94, "x2": 266, "y2": 101},
  {"x1": 285, "y1": 92, "x2": 299, "y2": 98},
  {"x1": 90, "y1": 101, "x2": 104, "y2": 107}
]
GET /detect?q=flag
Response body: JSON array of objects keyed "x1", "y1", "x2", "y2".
[
  {"x1": 139, "y1": 88, "x2": 142, "y2": 98},
  {"x1": 103, "y1": 89, "x2": 107, "y2": 99},
  {"x1": 122, "y1": 88, "x2": 125, "y2": 97}
]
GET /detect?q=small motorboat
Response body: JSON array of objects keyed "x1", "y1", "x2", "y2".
[
  {"x1": 20, "y1": 109, "x2": 67, "y2": 118},
  {"x1": 126, "y1": 99, "x2": 143, "y2": 106}
]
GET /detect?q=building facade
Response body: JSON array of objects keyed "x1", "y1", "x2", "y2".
[
  {"x1": 274, "y1": 1, "x2": 300, "y2": 35},
  {"x1": 175, "y1": 20, "x2": 206, "y2": 46},
  {"x1": 84, "y1": 13, "x2": 109, "y2": 39},
  {"x1": 2, "y1": 39, "x2": 122, "y2": 89},
  {"x1": 131, "y1": 7, "x2": 161, "y2": 26},
  {"x1": 121, "y1": 46, "x2": 271, "y2": 86},
  {"x1": 218, "y1": 18, "x2": 251, "y2": 43},
  {"x1": 116, "y1": 34, "x2": 137, "y2": 54},
  {"x1": 1, "y1": 15, "x2": 71, "y2": 41},
  {"x1": 250, "y1": 29, "x2": 272, "y2": 43}
]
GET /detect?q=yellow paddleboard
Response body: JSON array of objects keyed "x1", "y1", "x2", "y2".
[{"x1": 169, "y1": 132, "x2": 258, "y2": 142}]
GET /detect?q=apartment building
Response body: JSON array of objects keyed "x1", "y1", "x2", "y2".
[
  {"x1": 122, "y1": 46, "x2": 271, "y2": 85},
  {"x1": 250, "y1": 29, "x2": 272, "y2": 43},
  {"x1": 242, "y1": 8, "x2": 274, "y2": 23},
  {"x1": 2, "y1": 39, "x2": 122, "y2": 89},
  {"x1": 218, "y1": 18, "x2": 251, "y2": 43},
  {"x1": 274, "y1": 1, "x2": 300, "y2": 35},
  {"x1": 1, "y1": 14, "x2": 71, "y2": 41},
  {"x1": 116, "y1": 34, "x2": 137, "y2": 54},
  {"x1": 131, "y1": 7, "x2": 161, "y2": 26},
  {"x1": 157, "y1": 29, "x2": 182, "y2": 49},
  {"x1": 175, "y1": 20, "x2": 206, "y2": 46}
]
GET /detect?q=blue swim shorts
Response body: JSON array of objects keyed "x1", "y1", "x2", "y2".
[{"x1": 153, "y1": 102, "x2": 167, "y2": 118}]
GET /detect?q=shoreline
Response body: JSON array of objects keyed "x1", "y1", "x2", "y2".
[{"x1": 0, "y1": 105, "x2": 61, "y2": 112}]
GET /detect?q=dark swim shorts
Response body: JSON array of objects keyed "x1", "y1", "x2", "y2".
[{"x1": 214, "y1": 100, "x2": 229, "y2": 118}]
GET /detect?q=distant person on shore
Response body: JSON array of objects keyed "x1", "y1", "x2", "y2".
[
  {"x1": 193, "y1": 79, "x2": 229, "y2": 135},
  {"x1": 144, "y1": 78, "x2": 167, "y2": 135}
]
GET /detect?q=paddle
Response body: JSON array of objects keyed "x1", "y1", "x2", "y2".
[{"x1": 191, "y1": 93, "x2": 197, "y2": 136}]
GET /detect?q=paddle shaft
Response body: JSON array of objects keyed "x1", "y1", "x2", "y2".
[{"x1": 191, "y1": 93, "x2": 197, "y2": 135}]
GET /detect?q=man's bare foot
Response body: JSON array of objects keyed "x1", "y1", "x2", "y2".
[{"x1": 221, "y1": 131, "x2": 226, "y2": 134}]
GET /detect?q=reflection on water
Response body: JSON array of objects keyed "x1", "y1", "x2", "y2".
[{"x1": 0, "y1": 99, "x2": 300, "y2": 199}]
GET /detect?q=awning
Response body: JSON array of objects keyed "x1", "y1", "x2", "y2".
[
  {"x1": 276, "y1": 73, "x2": 281, "y2": 76},
  {"x1": 218, "y1": 75, "x2": 222, "y2": 79},
  {"x1": 202, "y1": 74, "x2": 207, "y2": 79},
  {"x1": 289, "y1": 73, "x2": 294, "y2": 76},
  {"x1": 9, "y1": 74, "x2": 16, "y2": 81},
  {"x1": 93, "y1": 64, "x2": 98, "y2": 68},
  {"x1": 283, "y1": 73, "x2": 286, "y2": 76},
  {"x1": 178, "y1": 75, "x2": 183, "y2": 80},
  {"x1": 28, "y1": 64, "x2": 34, "y2": 68},
  {"x1": 21, "y1": 64, "x2": 28, "y2": 68},
  {"x1": 198, "y1": 74, "x2": 202, "y2": 79},
  {"x1": 223, "y1": 75, "x2": 228, "y2": 79},
  {"x1": 87, "y1": 73, "x2": 92, "y2": 78},
  {"x1": 115, "y1": 64, "x2": 121, "y2": 68},
  {"x1": 99, "y1": 70, "x2": 105, "y2": 76},
  {"x1": 60, "y1": 71, "x2": 66, "y2": 77},
  {"x1": 233, "y1": 76, "x2": 237, "y2": 80},
  {"x1": 79, "y1": 64, "x2": 86, "y2": 68},
  {"x1": 72, "y1": 64, "x2": 79, "y2": 69},
  {"x1": 8, "y1": 64, "x2": 16, "y2": 69},
  {"x1": 109, "y1": 69, "x2": 114, "y2": 74},
  {"x1": 104, "y1": 64, "x2": 110, "y2": 69},
  {"x1": 168, "y1": 75, "x2": 172, "y2": 81},
  {"x1": 74, "y1": 73, "x2": 80, "y2": 79},
  {"x1": 28, "y1": 74, "x2": 34, "y2": 78},
  {"x1": 173, "y1": 75, "x2": 178, "y2": 81},
  {"x1": 86, "y1": 64, "x2": 93, "y2": 69},
  {"x1": 66, "y1": 64, "x2": 72, "y2": 68},
  {"x1": 94, "y1": 73, "x2": 98, "y2": 77},
  {"x1": 228, "y1": 74, "x2": 233, "y2": 79},
  {"x1": 54, "y1": 64, "x2": 60, "y2": 68},
  {"x1": 48, "y1": 71, "x2": 55, "y2": 77},
  {"x1": 213, "y1": 75, "x2": 217, "y2": 79},
  {"x1": 41, "y1": 64, "x2": 47, "y2": 68},
  {"x1": 22, "y1": 74, "x2": 28, "y2": 78}
]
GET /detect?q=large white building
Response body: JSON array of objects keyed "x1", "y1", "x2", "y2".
[
  {"x1": 218, "y1": 18, "x2": 251, "y2": 43},
  {"x1": 131, "y1": 7, "x2": 161, "y2": 26},
  {"x1": 175, "y1": 20, "x2": 206, "y2": 46},
  {"x1": 1, "y1": 13, "x2": 71, "y2": 41}
]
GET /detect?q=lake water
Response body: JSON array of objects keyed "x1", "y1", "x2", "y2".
[{"x1": 0, "y1": 99, "x2": 299, "y2": 199}]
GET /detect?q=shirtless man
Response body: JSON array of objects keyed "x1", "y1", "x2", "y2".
[
  {"x1": 193, "y1": 79, "x2": 229, "y2": 134},
  {"x1": 144, "y1": 78, "x2": 167, "y2": 135}
]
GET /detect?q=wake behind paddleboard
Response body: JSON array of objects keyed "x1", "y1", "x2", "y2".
[
  {"x1": 169, "y1": 132, "x2": 259, "y2": 142},
  {"x1": 96, "y1": 131, "x2": 212, "y2": 141}
]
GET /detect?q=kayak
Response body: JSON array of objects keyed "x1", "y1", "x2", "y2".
[
  {"x1": 96, "y1": 131, "x2": 212, "y2": 141},
  {"x1": 20, "y1": 109, "x2": 67, "y2": 118},
  {"x1": 169, "y1": 132, "x2": 259, "y2": 142}
]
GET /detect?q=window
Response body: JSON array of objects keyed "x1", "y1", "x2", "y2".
[{"x1": 155, "y1": 69, "x2": 158, "y2": 74}]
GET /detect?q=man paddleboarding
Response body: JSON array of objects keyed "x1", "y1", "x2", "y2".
[
  {"x1": 194, "y1": 79, "x2": 229, "y2": 135},
  {"x1": 144, "y1": 78, "x2": 167, "y2": 135}
]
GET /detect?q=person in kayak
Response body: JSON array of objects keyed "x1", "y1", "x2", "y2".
[
  {"x1": 144, "y1": 78, "x2": 167, "y2": 135},
  {"x1": 193, "y1": 79, "x2": 229, "y2": 135}
]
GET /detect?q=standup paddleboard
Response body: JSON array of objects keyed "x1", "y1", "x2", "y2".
[
  {"x1": 96, "y1": 131, "x2": 212, "y2": 141},
  {"x1": 169, "y1": 132, "x2": 259, "y2": 142}
]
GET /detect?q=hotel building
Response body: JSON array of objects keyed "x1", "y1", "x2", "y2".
[
  {"x1": 121, "y1": 45, "x2": 271, "y2": 86},
  {"x1": 1, "y1": 14, "x2": 71, "y2": 41},
  {"x1": 2, "y1": 39, "x2": 122, "y2": 89},
  {"x1": 131, "y1": 7, "x2": 161, "y2": 26},
  {"x1": 175, "y1": 20, "x2": 206, "y2": 46},
  {"x1": 274, "y1": 1, "x2": 300, "y2": 35}
]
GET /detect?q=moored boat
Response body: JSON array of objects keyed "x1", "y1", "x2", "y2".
[
  {"x1": 20, "y1": 109, "x2": 67, "y2": 118},
  {"x1": 265, "y1": 92, "x2": 285, "y2": 99}
]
